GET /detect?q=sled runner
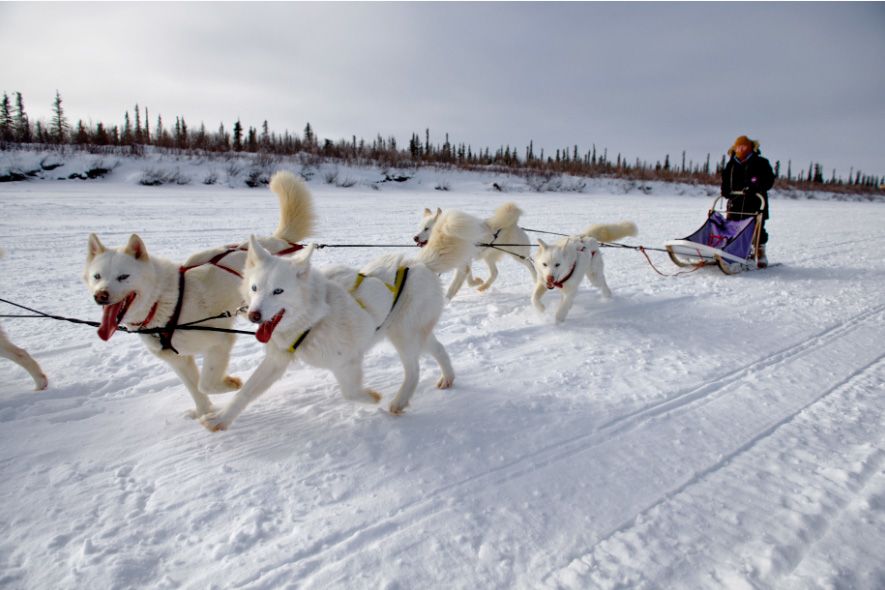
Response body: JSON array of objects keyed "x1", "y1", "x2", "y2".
[{"x1": 664, "y1": 194, "x2": 767, "y2": 275}]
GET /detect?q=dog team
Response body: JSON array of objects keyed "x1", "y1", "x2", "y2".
[{"x1": 2, "y1": 171, "x2": 637, "y2": 430}]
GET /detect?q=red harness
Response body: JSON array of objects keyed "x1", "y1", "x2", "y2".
[
  {"x1": 179, "y1": 241, "x2": 304, "y2": 278},
  {"x1": 140, "y1": 241, "x2": 304, "y2": 352},
  {"x1": 551, "y1": 245, "x2": 596, "y2": 289}
]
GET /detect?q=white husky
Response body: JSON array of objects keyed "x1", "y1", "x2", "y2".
[
  {"x1": 82, "y1": 171, "x2": 315, "y2": 418},
  {"x1": 1, "y1": 249, "x2": 48, "y2": 390},
  {"x1": 532, "y1": 222, "x2": 637, "y2": 323},
  {"x1": 413, "y1": 203, "x2": 535, "y2": 299},
  {"x1": 199, "y1": 237, "x2": 454, "y2": 431}
]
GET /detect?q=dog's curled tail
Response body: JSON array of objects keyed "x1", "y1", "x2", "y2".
[
  {"x1": 486, "y1": 202, "x2": 523, "y2": 232},
  {"x1": 270, "y1": 171, "x2": 316, "y2": 243},
  {"x1": 582, "y1": 221, "x2": 638, "y2": 243},
  {"x1": 416, "y1": 210, "x2": 483, "y2": 273}
]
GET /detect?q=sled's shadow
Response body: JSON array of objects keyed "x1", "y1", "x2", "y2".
[{"x1": 750, "y1": 263, "x2": 882, "y2": 282}]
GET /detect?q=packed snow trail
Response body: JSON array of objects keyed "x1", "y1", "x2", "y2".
[{"x1": 0, "y1": 179, "x2": 883, "y2": 589}]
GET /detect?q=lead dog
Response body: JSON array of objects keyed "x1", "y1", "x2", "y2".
[
  {"x1": 82, "y1": 171, "x2": 315, "y2": 418},
  {"x1": 532, "y1": 222, "x2": 637, "y2": 323},
  {"x1": 1, "y1": 249, "x2": 48, "y2": 390},
  {"x1": 200, "y1": 236, "x2": 454, "y2": 431},
  {"x1": 414, "y1": 203, "x2": 535, "y2": 299}
]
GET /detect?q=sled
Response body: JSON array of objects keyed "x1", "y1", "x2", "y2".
[{"x1": 664, "y1": 193, "x2": 766, "y2": 275}]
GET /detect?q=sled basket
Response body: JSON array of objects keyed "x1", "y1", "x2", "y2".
[{"x1": 664, "y1": 194, "x2": 764, "y2": 274}]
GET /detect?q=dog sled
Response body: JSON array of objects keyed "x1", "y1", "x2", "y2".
[{"x1": 664, "y1": 193, "x2": 767, "y2": 275}]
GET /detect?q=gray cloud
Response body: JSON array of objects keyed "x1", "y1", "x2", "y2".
[{"x1": 2, "y1": 2, "x2": 883, "y2": 178}]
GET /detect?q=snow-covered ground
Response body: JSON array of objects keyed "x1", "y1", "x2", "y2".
[{"x1": 0, "y1": 175, "x2": 883, "y2": 589}]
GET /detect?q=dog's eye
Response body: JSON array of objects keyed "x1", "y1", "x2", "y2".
[
  {"x1": 117, "y1": 274, "x2": 129, "y2": 281},
  {"x1": 251, "y1": 284, "x2": 257, "y2": 292},
  {"x1": 93, "y1": 273, "x2": 101, "y2": 280},
  {"x1": 541, "y1": 263, "x2": 547, "y2": 267},
  {"x1": 424, "y1": 227, "x2": 429, "y2": 232},
  {"x1": 555, "y1": 263, "x2": 560, "y2": 268},
  {"x1": 273, "y1": 288, "x2": 284, "y2": 295}
]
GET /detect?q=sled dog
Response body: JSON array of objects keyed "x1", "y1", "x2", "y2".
[
  {"x1": 200, "y1": 236, "x2": 455, "y2": 431},
  {"x1": 413, "y1": 203, "x2": 535, "y2": 299},
  {"x1": 82, "y1": 171, "x2": 315, "y2": 418},
  {"x1": 532, "y1": 222, "x2": 637, "y2": 323},
  {"x1": 1, "y1": 249, "x2": 48, "y2": 390}
]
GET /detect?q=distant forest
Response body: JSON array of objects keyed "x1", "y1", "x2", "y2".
[{"x1": 1, "y1": 90, "x2": 881, "y2": 194}]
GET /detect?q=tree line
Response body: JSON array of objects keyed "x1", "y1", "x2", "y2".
[{"x1": 1, "y1": 90, "x2": 881, "y2": 193}]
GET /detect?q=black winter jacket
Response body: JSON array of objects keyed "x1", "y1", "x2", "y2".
[{"x1": 721, "y1": 152, "x2": 774, "y2": 219}]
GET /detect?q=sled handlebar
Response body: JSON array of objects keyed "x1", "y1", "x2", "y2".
[{"x1": 712, "y1": 192, "x2": 766, "y2": 214}]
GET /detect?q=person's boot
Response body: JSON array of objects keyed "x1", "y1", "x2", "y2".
[{"x1": 756, "y1": 244, "x2": 768, "y2": 268}]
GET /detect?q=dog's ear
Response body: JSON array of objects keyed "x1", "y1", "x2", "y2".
[
  {"x1": 247, "y1": 235, "x2": 273, "y2": 267},
  {"x1": 537, "y1": 238, "x2": 547, "y2": 251},
  {"x1": 87, "y1": 233, "x2": 106, "y2": 261},
  {"x1": 295, "y1": 243, "x2": 316, "y2": 264},
  {"x1": 435, "y1": 207, "x2": 442, "y2": 218},
  {"x1": 124, "y1": 234, "x2": 149, "y2": 261},
  {"x1": 292, "y1": 243, "x2": 316, "y2": 278},
  {"x1": 423, "y1": 207, "x2": 432, "y2": 216}
]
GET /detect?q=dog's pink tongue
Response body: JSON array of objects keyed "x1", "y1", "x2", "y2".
[
  {"x1": 98, "y1": 300, "x2": 126, "y2": 341},
  {"x1": 255, "y1": 310, "x2": 284, "y2": 344}
]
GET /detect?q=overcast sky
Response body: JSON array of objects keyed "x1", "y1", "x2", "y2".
[{"x1": 2, "y1": 2, "x2": 883, "y2": 179}]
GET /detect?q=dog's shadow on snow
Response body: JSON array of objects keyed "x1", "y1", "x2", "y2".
[{"x1": 463, "y1": 291, "x2": 699, "y2": 340}]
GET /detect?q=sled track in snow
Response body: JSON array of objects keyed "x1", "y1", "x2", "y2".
[
  {"x1": 229, "y1": 303, "x2": 885, "y2": 587},
  {"x1": 541, "y1": 355, "x2": 885, "y2": 589}
]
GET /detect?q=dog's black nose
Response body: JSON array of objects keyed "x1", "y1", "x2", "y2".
[
  {"x1": 413, "y1": 236, "x2": 420, "y2": 243},
  {"x1": 94, "y1": 290, "x2": 110, "y2": 304},
  {"x1": 248, "y1": 310, "x2": 262, "y2": 324}
]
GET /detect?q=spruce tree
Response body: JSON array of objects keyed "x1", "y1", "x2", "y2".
[
  {"x1": 0, "y1": 93, "x2": 12, "y2": 142},
  {"x1": 14, "y1": 92, "x2": 30, "y2": 142},
  {"x1": 74, "y1": 120, "x2": 89, "y2": 144},
  {"x1": 94, "y1": 122, "x2": 108, "y2": 145},
  {"x1": 233, "y1": 119, "x2": 243, "y2": 151},
  {"x1": 51, "y1": 90, "x2": 69, "y2": 144},
  {"x1": 144, "y1": 107, "x2": 150, "y2": 144},
  {"x1": 122, "y1": 111, "x2": 133, "y2": 144},
  {"x1": 134, "y1": 104, "x2": 142, "y2": 143}
]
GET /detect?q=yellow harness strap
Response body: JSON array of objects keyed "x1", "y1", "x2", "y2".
[
  {"x1": 291, "y1": 267, "x2": 408, "y2": 354},
  {"x1": 288, "y1": 329, "x2": 310, "y2": 353},
  {"x1": 349, "y1": 267, "x2": 408, "y2": 311}
]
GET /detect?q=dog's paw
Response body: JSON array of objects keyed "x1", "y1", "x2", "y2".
[
  {"x1": 33, "y1": 374, "x2": 48, "y2": 391},
  {"x1": 476, "y1": 283, "x2": 492, "y2": 292},
  {"x1": 363, "y1": 389, "x2": 382, "y2": 403},
  {"x1": 437, "y1": 375, "x2": 453, "y2": 389},
  {"x1": 184, "y1": 405, "x2": 218, "y2": 421},
  {"x1": 223, "y1": 375, "x2": 243, "y2": 390},
  {"x1": 388, "y1": 402, "x2": 407, "y2": 416},
  {"x1": 199, "y1": 411, "x2": 230, "y2": 432}
]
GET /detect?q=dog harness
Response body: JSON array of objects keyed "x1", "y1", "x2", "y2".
[
  {"x1": 288, "y1": 266, "x2": 410, "y2": 354},
  {"x1": 179, "y1": 241, "x2": 303, "y2": 278},
  {"x1": 552, "y1": 243, "x2": 597, "y2": 289},
  {"x1": 144, "y1": 241, "x2": 304, "y2": 353},
  {"x1": 349, "y1": 266, "x2": 409, "y2": 313}
]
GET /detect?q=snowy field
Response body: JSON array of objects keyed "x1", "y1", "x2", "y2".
[{"x1": 1, "y1": 178, "x2": 883, "y2": 589}]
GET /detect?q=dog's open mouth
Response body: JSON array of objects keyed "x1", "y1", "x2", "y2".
[
  {"x1": 256, "y1": 309, "x2": 285, "y2": 343},
  {"x1": 415, "y1": 240, "x2": 427, "y2": 248},
  {"x1": 546, "y1": 277, "x2": 557, "y2": 290},
  {"x1": 98, "y1": 292, "x2": 136, "y2": 341}
]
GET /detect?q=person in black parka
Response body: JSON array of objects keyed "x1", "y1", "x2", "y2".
[{"x1": 721, "y1": 135, "x2": 775, "y2": 266}]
